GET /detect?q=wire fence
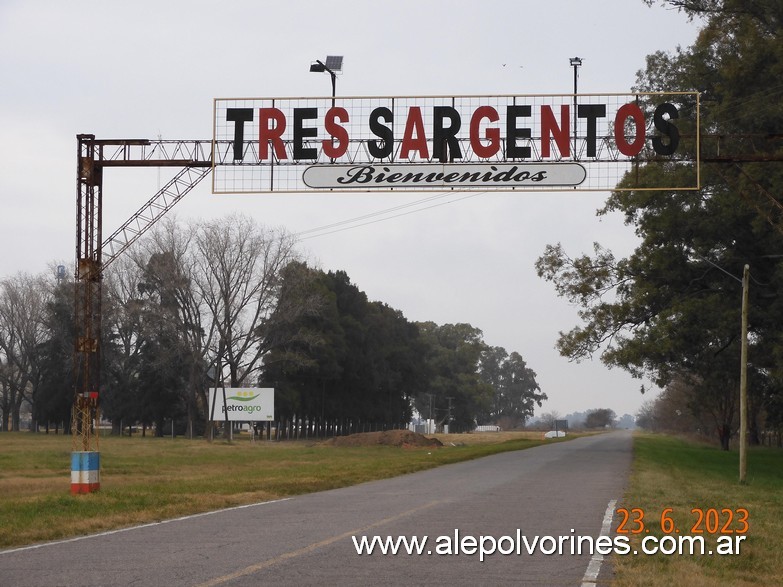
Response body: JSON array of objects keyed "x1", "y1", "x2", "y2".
[{"x1": 250, "y1": 419, "x2": 411, "y2": 441}]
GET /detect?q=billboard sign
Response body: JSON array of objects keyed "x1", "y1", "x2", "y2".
[
  {"x1": 212, "y1": 92, "x2": 699, "y2": 193},
  {"x1": 208, "y1": 387, "x2": 274, "y2": 422}
]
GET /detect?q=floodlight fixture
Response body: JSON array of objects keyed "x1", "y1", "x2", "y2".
[
  {"x1": 569, "y1": 57, "x2": 583, "y2": 94},
  {"x1": 569, "y1": 56, "x2": 583, "y2": 95},
  {"x1": 309, "y1": 55, "x2": 344, "y2": 101}
]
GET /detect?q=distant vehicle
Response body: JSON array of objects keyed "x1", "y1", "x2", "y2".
[
  {"x1": 544, "y1": 430, "x2": 567, "y2": 439},
  {"x1": 474, "y1": 425, "x2": 502, "y2": 432}
]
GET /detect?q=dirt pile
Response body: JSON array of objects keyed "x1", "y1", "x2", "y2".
[{"x1": 326, "y1": 430, "x2": 443, "y2": 448}]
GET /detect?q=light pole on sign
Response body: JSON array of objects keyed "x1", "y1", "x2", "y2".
[
  {"x1": 310, "y1": 55, "x2": 343, "y2": 108},
  {"x1": 569, "y1": 57, "x2": 582, "y2": 159},
  {"x1": 310, "y1": 56, "x2": 344, "y2": 163}
]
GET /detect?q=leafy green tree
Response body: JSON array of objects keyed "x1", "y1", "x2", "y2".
[
  {"x1": 35, "y1": 279, "x2": 76, "y2": 432},
  {"x1": 133, "y1": 301, "x2": 188, "y2": 436},
  {"x1": 101, "y1": 257, "x2": 146, "y2": 434},
  {"x1": 478, "y1": 347, "x2": 546, "y2": 428},
  {"x1": 102, "y1": 251, "x2": 194, "y2": 437},
  {"x1": 264, "y1": 265, "x2": 425, "y2": 425},
  {"x1": 362, "y1": 301, "x2": 428, "y2": 422},
  {"x1": 137, "y1": 220, "x2": 212, "y2": 437},
  {"x1": 584, "y1": 408, "x2": 616, "y2": 429},
  {"x1": 325, "y1": 270, "x2": 373, "y2": 420},
  {"x1": 536, "y1": 0, "x2": 783, "y2": 449},
  {"x1": 415, "y1": 322, "x2": 493, "y2": 431},
  {"x1": 263, "y1": 262, "x2": 345, "y2": 420}
]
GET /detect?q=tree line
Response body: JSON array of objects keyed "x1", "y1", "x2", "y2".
[
  {"x1": 537, "y1": 0, "x2": 783, "y2": 449},
  {"x1": 0, "y1": 215, "x2": 546, "y2": 436}
]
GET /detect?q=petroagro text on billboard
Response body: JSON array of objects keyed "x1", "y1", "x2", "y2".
[{"x1": 222, "y1": 404, "x2": 266, "y2": 414}]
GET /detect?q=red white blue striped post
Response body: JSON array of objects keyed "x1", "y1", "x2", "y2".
[{"x1": 70, "y1": 451, "x2": 100, "y2": 494}]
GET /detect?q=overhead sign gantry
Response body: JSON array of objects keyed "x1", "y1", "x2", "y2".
[{"x1": 71, "y1": 90, "x2": 700, "y2": 491}]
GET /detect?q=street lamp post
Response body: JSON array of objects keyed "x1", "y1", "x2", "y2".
[
  {"x1": 310, "y1": 56, "x2": 343, "y2": 163},
  {"x1": 309, "y1": 55, "x2": 343, "y2": 107},
  {"x1": 569, "y1": 57, "x2": 582, "y2": 158}
]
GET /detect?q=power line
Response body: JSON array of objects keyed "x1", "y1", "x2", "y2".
[
  {"x1": 294, "y1": 191, "x2": 454, "y2": 237},
  {"x1": 295, "y1": 190, "x2": 486, "y2": 241}
]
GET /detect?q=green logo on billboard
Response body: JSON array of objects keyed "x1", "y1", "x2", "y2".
[{"x1": 228, "y1": 391, "x2": 260, "y2": 402}]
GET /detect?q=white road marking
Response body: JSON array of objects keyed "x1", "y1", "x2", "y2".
[
  {"x1": 581, "y1": 498, "x2": 617, "y2": 586},
  {"x1": 195, "y1": 499, "x2": 443, "y2": 587}
]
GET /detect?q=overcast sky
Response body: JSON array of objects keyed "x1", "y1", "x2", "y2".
[{"x1": 0, "y1": 0, "x2": 703, "y2": 419}]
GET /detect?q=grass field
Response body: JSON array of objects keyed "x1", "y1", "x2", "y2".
[
  {"x1": 0, "y1": 430, "x2": 547, "y2": 549},
  {"x1": 2, "y1": 430, "x2": 781, "y2": 585},
  {"x1": 613, "y1": 434, "x2": 783, "y2": 586}
]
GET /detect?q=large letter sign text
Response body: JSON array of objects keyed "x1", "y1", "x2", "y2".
[{"x1": 212, "y1": 92, "x2": 699, "y2": 193}]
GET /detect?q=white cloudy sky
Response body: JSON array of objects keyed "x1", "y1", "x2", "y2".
[{"x1": 0, "y1": 0, "x2": 703, "y2": 418}]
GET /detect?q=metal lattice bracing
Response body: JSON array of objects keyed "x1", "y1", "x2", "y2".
[
  {"x1": 72, "y1": 136, "x2": 212, "y2": 453},
  {"x1": 74, "y1": 134, "x2": 103, "y2": 451},
  {"x1": 102, "y1": 165, "x2": 212, "y2": 268}
]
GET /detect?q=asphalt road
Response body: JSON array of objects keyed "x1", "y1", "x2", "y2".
[{"x1": 1, "y1": 431, "x2": 632, "y2": 587}]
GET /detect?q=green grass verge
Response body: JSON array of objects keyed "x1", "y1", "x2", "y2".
[
  {"x1": 9, "y1": 430, "x2": 779, "y2": 585},
  {"x1": 613, "y1": 433, "x2": 783, "y2": 586},
  {"x1": 0, "y1": 432, "x2": 549, "y2": 549}
]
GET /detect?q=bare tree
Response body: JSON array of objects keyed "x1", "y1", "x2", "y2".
[
  {"x1": 0, "y1": 273, "x2": 50, "y2": 430},
  {"x1": 100, "y1": 215, "x2": 303, "y2": 438},
  {"x1": 538, "y1": 410, "x2": 561, "y2": 431},
  {"x1": 193, "y1": 214, "x2": 299, "y2": 388}
]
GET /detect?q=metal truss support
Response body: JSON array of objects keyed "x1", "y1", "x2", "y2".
[
  {"x1": 103, "y1": 165, "x2": 212, "y2": 268},
  {"x1": 72, "y1": 135, "x2": 212, "y2": 454},
  {"x1": 73, "y1": 134, "x2": 102, "y2": 452}
]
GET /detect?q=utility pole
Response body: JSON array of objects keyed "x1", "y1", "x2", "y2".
[{"x1": 739, "y1": 264, "x2": 749, "y2": 484}]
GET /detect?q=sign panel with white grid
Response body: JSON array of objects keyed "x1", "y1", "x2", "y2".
[{"x1": 212, "y1": 93, "x2": 699, "y2": 193}]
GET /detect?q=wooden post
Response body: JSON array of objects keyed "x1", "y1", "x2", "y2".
[{"x1": 739, "y1": 264, "x2": 749, "y2": 484}]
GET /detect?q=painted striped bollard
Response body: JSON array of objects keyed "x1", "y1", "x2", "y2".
[{"x1": 70, "y1": 451, "x2": 100, "y2": 494}]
